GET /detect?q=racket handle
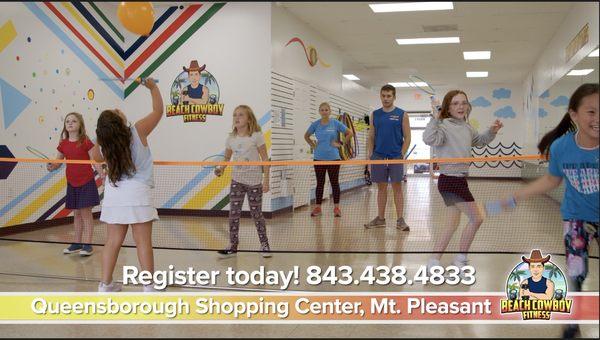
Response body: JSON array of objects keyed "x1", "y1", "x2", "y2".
[
  {"x1": 429, "y1": 95, "x2": 441, "y2": 114},
  {"x1": 137, "y1": 77, "x2": 159, "y2": 85},
  {"x1": 485, "y1": 196, "x2": 516, "y2": 216}
]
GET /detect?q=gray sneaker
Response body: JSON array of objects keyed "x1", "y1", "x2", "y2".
[
  {"x1": 396, "y1": 217, "x2": 410, "y2": 231},
  {"x1": 364, "y1": 216, "x2": 386, "y2": 228},
  {"x1": 98, "y1": 281, "x2": 122, "y2": 292}
]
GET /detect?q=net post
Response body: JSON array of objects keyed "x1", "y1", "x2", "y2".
[{"x1": 429, "y1": 161, "x2": 433, "y2": 179}]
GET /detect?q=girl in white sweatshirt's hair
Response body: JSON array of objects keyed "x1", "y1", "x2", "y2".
[{"x1": 423, "y1": 90, "x2": 503, "y2": 272}]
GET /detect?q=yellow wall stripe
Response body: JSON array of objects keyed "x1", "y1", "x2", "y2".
[
  {"x1": 182, "y1": 168, "x2": 232, "y2": 209},
  {"x1": 61, "y1": 3, "x2": 124, "y2": 68},
  {"x1": 7, "y1": 178, "x2": 66, "y2": 226}
]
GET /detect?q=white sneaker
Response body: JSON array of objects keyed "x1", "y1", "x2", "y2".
[
  {"x1": 143, "y1": 284, "x2": 161, "y2": 293},
  {"x1": 261, "y1": 244, "x2": 272, "y2": 258},
  {"x1": 452, "y1": 254, "x2": 469, "y2": 280},
  {"x1": 427, "y1": 258, "x2": 441, "y2": 273},
  {"x1": 452, "y1": 254, "x2": 468, "y2": 268},
  {"x1": 98, "y1": 281, "x2": 122, "y2": 292}
]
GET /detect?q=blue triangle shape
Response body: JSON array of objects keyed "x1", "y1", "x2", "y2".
[{"x1": 0, "y1": 77, "x2": 31, "y2": 129}]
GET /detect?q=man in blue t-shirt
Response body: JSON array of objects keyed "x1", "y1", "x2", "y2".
[{"x1": 364, "y1": 85, "x2": 412, "y2": 231}]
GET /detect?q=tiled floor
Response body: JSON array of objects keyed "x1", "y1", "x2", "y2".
[{"x1": 1, "y1": 178, "x2": 597, "y2": 337}]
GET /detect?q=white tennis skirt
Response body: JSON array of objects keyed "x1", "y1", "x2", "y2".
[{"x1": 100, "y1": 178, "x2": 159, "y2": 225}]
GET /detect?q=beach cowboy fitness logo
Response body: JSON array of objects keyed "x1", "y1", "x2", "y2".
[
  {"x1": 166, "y1": 60, "x2": 224, "y2": 123},
  {"x1": 500, "y1": 249, "x2": 572, "y2": 320}
]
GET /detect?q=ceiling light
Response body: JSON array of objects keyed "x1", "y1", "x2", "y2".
[
  {"x1": 466, "y1": 71, "x2": 488, "y2": 78},
  {"x1": 588, "y1": 48, "x2": 599, "y2": 57},
  {"x1": 567, "y1": 69, "x2": 594, "y2": 76},
  {"x1": 463, "y1": 51, "x2": 491, "y2": 60},
  {"x1": 343, "y1": 74, "x2": 360, "y2": 80},
  {"x1": 389, "y1": 82, "x2": 411, "y2": 87},
  {"x1": 370, "y1": 2, "x2": 453, "y2": 13},
  {"x1": 396, "y1": 37, "x2": 460, "y2": 45},
  {"x1": 388, "y1": 82, "x2": 428, "y2": 87}
]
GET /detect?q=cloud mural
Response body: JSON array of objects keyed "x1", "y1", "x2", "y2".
[
  {"x1": 540, "y1": 90, "x2": 550, "y2": 99},
  {"x1": 471, "y1": 96, "x2": 492, "y2": 107},
  {"x1": 493, "y1": 88, "x2": 511, "y2": 99},
  {"x1": 538, "y1": 108, "x2": 548, "y2": 118},
  {"x1": 494, "y1": 105, "x2": 516, "y2": 119},
  {"x1": 550, "y1": 96, "x2": 569, "y2": 107}
]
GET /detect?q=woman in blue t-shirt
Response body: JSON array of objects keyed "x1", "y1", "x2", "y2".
[
  {"x1": 491, "y1": 83, "x2": 598, "y2": 338},
  {"x1": 304, "y1": 102, "x2": 353, "y2": 217}
]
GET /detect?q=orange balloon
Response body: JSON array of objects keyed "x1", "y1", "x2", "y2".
[{"x1": 117, "y1": 2, "x2": 155, "y2": 36}]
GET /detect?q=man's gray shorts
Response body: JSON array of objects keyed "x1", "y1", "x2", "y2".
[{"x1": 370, "y1": 154, "x2": 404, "y2": 183}]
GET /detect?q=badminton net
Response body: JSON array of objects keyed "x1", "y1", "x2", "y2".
[{"x1": 1, "y1": 154, "x2": 593, "y2": 258}]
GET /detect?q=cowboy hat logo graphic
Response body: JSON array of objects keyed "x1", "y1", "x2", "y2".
[
  {"x1": 166, "y1": 59, "x2": 223, "y2": 123},
  {"x1": 500, "y1": 249, "x2": 572, "y2": 320}
]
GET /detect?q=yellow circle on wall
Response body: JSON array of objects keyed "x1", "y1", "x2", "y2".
[
  {"x1": 469, "y1": 117, "x2": 480, "y2": 131},
  {"x1": 87, "y1": 89, "x2": 95, "y2": 101}
]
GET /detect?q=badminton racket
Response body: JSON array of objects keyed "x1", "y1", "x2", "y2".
[
  {"x1": 404, "y1": 144, "x2": 417, "y2": 159},
  {"x1": 99, "y1": 77, "x2": 159, "y2": 85},
  {"x1": 28, "y1": 145, "x2": 61, "y2": 172},
  {"x1": 204, "y1": 154, "x2": 227, "y2": 176},
  {"x1": 26, "y1": 146, "x2": 50, "y2": 160},
  {"x1": 408, "y1": 75, "x2": 441, "y2": 114}
]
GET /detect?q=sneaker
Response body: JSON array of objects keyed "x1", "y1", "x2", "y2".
[
  {"x1": 452, "y1": 254, "x2": 468, "y2": 268},
  {"x1": 364, "y1": 216, "x2": 386, "y2": 228},
  {"x1": 452, "y1": 254, "x2": 469, "y2": 279},
  {"x1": 98, "y1": 281, "x2": 122, "y2": 292},
  {"x1": 310, "y1": 206, "x2": 322, "y2": 217},
  {"x1": 396, "y1": 217, "x2": 410, "y2": 231},
  {"x1": 562, "y1": 325, "x2": 580, "y2": 339},
  {"x1": 427, "y1": 258, "x2": 441, "y2": 273},
  {"x1": 261, "y1": 244, "x2": 272, "y2": 258},
  {"x1": 333, "y1": 207, "x2": 341, "y2": 217},
  {"x1": 79, "y1": 244, "x2": 94, "y2": 256},
  {"x1": 63, "y1": 243, "x2": 83, "y2": 254},
  {"x1": 143, "y1": 284, "x2": 160, "y2": 293},
  {"x1": 217, "y1": 248, "x2": 237, "y2": 259}
]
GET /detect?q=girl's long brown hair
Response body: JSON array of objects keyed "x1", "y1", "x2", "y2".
[
  {"x1": 61, "y1": 112, "x2": 89, "y2": 146},
  {"x1": 95, "y1": 110, "x2": 136, "y2": 185},
  {"x1": 537, "y1": 83, "x2": 599, "y2": 157}
]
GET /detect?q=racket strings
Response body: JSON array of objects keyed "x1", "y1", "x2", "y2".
[{"x1": 26, "y1": 146, "x2": 50, "y2": 160}]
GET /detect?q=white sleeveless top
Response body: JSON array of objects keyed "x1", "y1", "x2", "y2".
[
  {"x1": 101, "y1": 125, "x2": 155, "y2": 207},
  {"x1": 128, "y1": 125, "x2": 154, "y2": 188}
]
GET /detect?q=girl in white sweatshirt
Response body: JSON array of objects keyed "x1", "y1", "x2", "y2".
[{"x1": 423, "y1": 90, "x2": 503, "y2": 271}]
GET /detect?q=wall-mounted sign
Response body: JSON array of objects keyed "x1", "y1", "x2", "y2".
[
  {"x1": 166, "y1": 60, "x2": 224, "y2": 123},
  {"x1": 565, "y1": 23, "x2": 589, "y2": 62}
]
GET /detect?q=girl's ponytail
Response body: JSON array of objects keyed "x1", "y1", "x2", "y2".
[
  {"x1": 537, "y1": 83, "x2": 599, "y2": 156},
  {"x1": 537, "y1": 113, "x2": 575, "y2": 156}
]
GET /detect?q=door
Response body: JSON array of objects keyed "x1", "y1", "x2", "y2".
[
  {"x1": 291, "y1": 80, "x2": 313, "y2": 209},
  {"x1": 406, "y1": 113, "x2": 433, "y2": 176}
]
